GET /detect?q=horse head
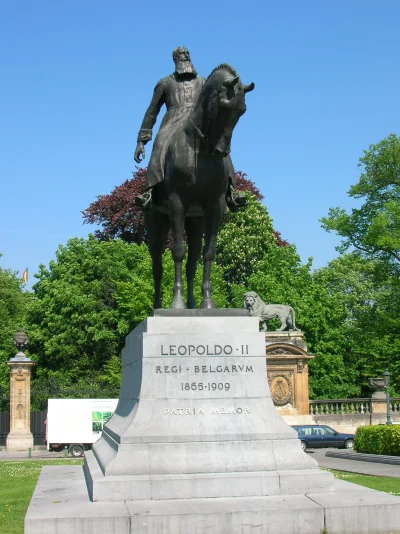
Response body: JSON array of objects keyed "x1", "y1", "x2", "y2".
[{"x1": 198, "y1": 64, "x2": 255, "y2": 157}]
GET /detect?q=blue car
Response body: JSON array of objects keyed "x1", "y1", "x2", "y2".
[{"x1": 291, "y1": 424, "x2": 355, "y2": 452}]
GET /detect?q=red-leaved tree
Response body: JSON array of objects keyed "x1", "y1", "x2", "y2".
[
  {"x1": 82, "y1": 167, "x2": 289, "y2": 246},
  {"x1": 82, "y1": 167, "x2": 147, "y2": 244}
]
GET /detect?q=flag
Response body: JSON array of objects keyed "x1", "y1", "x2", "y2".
[{"x1": 22, "y1": 268, "x2": 28, "y2": 283}]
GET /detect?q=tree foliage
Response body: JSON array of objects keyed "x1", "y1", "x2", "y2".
[
  {"x1": 26, "y1": 236, "x2": 228, "y2": 384},
  {"x1": 309, "y1": 253, "x2": 400, "y2": 398},
  {"x1": 321, "y1": 134, "x2": 400, "y2": 267},
  {"x1": 0, "y1": 258, "x2": 30, "y2": 395},
  {"x1": 319, "y1": 134, "x2": 400, "y2": 396},
  {"x1": 215, "y1": 199, "x2": 367, "y2": 398},
  {"x1": 27, "y1": 237, "x2": 149, "y2": 383},
  {"x1": 216, "y1": 193, "x2": 277, "y2": 286},
  {"x1": 38, "y1": 191, "x2": 384, "y2": 398},
  {"x1": 82, "y1": 167, "x2": 147, "y2": 244}
]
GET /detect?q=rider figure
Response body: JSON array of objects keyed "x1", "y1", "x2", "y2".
[{"x1": 134, "y1": 46, "x2": 246, "y2": 212}]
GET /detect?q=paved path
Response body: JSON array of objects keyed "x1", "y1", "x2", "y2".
[
  {"x1": 1, "y1": 447, "x2": 400, "y2": 477},
  {"x1": 310, "y1": 448, "x2": 400, "y2": 478},
  {"x1": 0, "y1": 448, "x2": 69, "y2": 461}
]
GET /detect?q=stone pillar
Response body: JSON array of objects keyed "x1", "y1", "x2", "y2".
[
  {"x1": 6, "y1": 329, "x2": 34, "y2": 452},
  {"x1": 265, "y1": 331, "x2": 314, "y2": 417},
  {"x1": 368, "y1": 377, "x2": 387, "y2": 415}
]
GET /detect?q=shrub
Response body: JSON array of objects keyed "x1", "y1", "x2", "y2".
[{"x1": 355, "y1": 425, "x2": 400, "y2": 456}]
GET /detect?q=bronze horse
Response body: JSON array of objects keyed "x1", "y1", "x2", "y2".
[{"x1": 145, "y1": 64, "x2": 254, "y2": 309}]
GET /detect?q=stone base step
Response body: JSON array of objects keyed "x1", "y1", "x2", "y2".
[
  {"x1": 84, "y1": 450, "x2": 333, "y2": 501},
  {"x1": 25, "y1": 465, "x2": 400, "y2": 534}
]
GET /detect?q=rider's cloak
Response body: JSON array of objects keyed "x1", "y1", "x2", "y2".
[
  {"x1": 137, "y1": 72, "x2": 235, "y2": 190},
  {"x1": 137, "y1": 72, "x2": 205, "y2": 190}
]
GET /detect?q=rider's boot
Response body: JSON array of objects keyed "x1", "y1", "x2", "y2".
[{"x1": 226, "y1": 184, "x2": 247, "y2": 212}]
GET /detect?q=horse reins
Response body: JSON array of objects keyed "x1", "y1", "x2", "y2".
[{"x1": 189, "y1": 117, "x2": 206, "y2": 140}]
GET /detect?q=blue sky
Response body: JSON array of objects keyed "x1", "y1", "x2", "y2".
[{"x1": 1, "y1": 1, "x2": 399, "y2": 287}]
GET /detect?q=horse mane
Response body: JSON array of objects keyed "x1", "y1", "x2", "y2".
[{"x1": 206, "y1": 63, "x2": 237, "y2": 80}]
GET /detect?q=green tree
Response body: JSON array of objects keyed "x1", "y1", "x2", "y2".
[
  {"x1": 214, "y1": 194, "x2": 354, "y2": 397},
  {"x1": 309, "y1": 253, "x2": 400, "y2": 398},
  {"x1": 27, "y1": 237, "x2": 152, "y2": 384},
  {"x1": 0, "y1": 258, "x2": 30, "y2": 396},
  {"x1": 26, "y1": 236, "x2": 228, "y2": 385},
  {"x1": 216, "y1": 193, "x2": 278, "y2": 289},
  {"x1": 320, "y1": 133, "x2": 400, "y2": 396},
  {"x1": 321, "y1": 134, "x2": 400, "y2": 268},
  {"x1": 232, "y1": 239, "x2": 363, "y2": 398}
]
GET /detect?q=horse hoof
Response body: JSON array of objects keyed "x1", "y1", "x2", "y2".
[
  {"x1": 170, "y1": 297, "x2": 187, "y2": 310},
  {"x1": 200, "y1": 299, "x2": 216, "y2": 309}
]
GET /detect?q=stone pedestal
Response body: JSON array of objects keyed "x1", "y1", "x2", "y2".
[
  {"x1": 368, "y1": 378, "x2": 389, "y2": 416},
  {"x1": 25, "y1": 312, "x2": 400, "y2": 534},
  {"x1": 371, "y1": 397, "x2": 388, "y2": 414},
  {"x1": 85, "y1": 312, "x2": 329, "y2": 502},
  {"x1": 265, "y1": 331, "x2": 314, "y2": 417},
  {"x1": 6, "y1": 356, "x2": 34, "y2": 452}
]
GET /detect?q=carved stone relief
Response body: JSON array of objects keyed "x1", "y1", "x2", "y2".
[
  {"x1": 268, "y1": 372, "x2": 293, "y2": 406},
  {"x1": 15, "y1": 367, "x2": 26, "y2": 381}
]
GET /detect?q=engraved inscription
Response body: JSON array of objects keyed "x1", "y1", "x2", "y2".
[
  {"x1": 156, "y1": 342, "x2": 254, "y2": 397},
  {"x1": 195, "y1": 365, "x2": 253, "y2": 373},
  {"x1": 181, "y1": 382, "x2": 230, "y2": 391},
  {"x1": 211, "y1": 407, "x2": 250, "y2": 414},
  {"x1": 156, "y1": 366, "x2": 182, "y2": 373},
  {"x1": 160, "y1": 344, "x2": 249, "y2": 356},
  {"x1": 164, "y1": 406, "x2": 251, "y2": 415},
  {"x1": 155, "y1": 365, "x2": 253, "y2": 374}
]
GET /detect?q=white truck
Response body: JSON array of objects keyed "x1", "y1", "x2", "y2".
[{"x1": 46, "y1": 398, "x2": 118, "y2": 457}]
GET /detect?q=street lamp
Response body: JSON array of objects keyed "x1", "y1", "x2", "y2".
[{"x1": 382, "y1": 369, "x2": 392, "y2": 425}]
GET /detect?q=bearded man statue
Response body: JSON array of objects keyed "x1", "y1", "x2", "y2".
[{"x1": 134, "y1": 46, "x2": 246, "y2": 212}]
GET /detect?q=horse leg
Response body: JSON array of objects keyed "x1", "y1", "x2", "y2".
[
  {"x1": 144, "y1": 211, "x2": 170, "y2": 309},
  {"x1": 185, "y1": 217, "x2": 204, "y2": 309},
  {"x1": 169, "y1": 193, "x2": 186, "y2": 309},
  {"x1": 200, "y1": 196, "x2": 225, "y2": 309}
]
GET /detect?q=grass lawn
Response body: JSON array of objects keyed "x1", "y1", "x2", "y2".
[
  {"x1": 1, "y1": 462, "x2": 400, "y2": 534},
  {"x1": 0, "y1": 460, "x2": 83, "y2": 534}
]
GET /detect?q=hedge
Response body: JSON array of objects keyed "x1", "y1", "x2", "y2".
[{"x1": 355, "y1": 425, "x2": 400, "y2": 456}]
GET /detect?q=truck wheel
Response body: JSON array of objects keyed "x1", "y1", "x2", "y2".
[
  {"x1": 69, "y1": 444, "x2": 85, "y2": 457},
  {"x1": 301, "y1": 441, "x2": 307, "y2": 452}
]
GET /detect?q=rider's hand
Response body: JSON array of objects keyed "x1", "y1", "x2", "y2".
[{"x1": 134, "y1": 142, "x2": 145, "y2": 163}]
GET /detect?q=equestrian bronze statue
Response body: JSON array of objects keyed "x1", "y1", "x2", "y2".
[
  {"x1": 135, "y1": 48, "x2": 254, "y2": 309},
  {"x1": 134, "y1": 47, "x2": 247, "y2": 213}
]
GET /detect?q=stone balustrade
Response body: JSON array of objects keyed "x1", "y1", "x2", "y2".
[
  {"x1": 302, "y1": 397, "x2": 400, "y2": 433},
  {"x1": 309, "y1": 397, "x2": 400, "y2": 416}
]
